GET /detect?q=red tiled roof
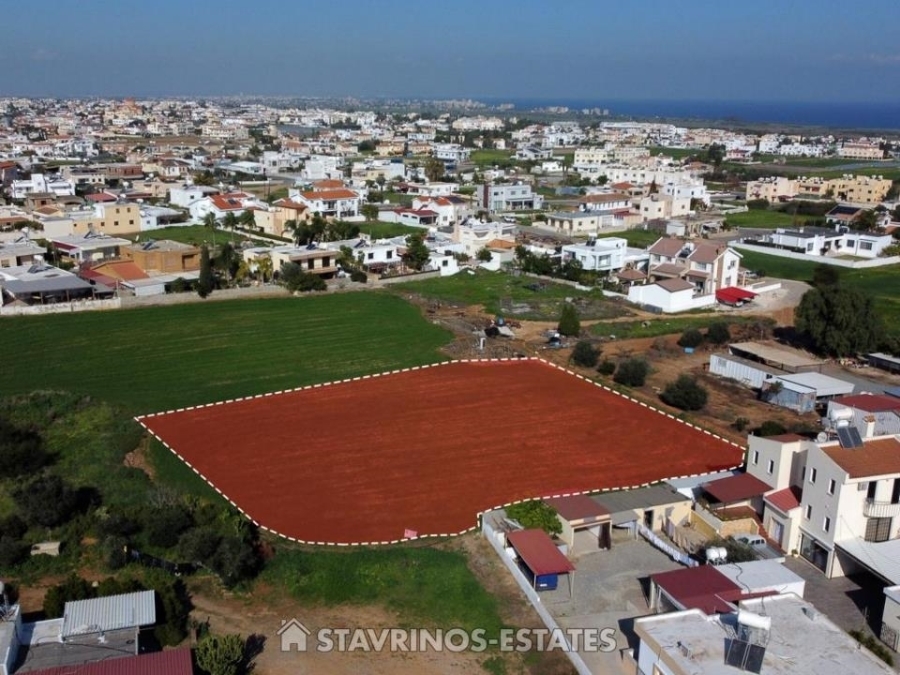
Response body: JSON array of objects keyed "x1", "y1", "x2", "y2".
[
  {"x1": 86, "y1": 192, "x2": 117, "y2": 203},
  {"x1": 832, "y1": 394, "x2": 900, "y2": 413},
  {"x1": 648, "y1": 237, "x2": 684, "y2": 257},
  {"x1": 656, "y1": 278, "x2": 694, "y2": 293},
  {"x1": 544, "y1": 495, "x2": 610, "y2": 522},
  {"x1": 823, "y1": 438, "x2": 900, "y2": 478},
  {"x1": 313, "y1": 179, "x2": 346, "y2": 189},
  {"x1": 582, "y1": 192, "x2": 630, "y2": 204},
  {"x1": 765, "y1": 486, "x2": 802, "y2": 513},
  {"x1": 506, "y1": 529, "x2": 575, "y2": 576},
  {"x1": 651, "y1": 565, "x2": 740, "y2": 614},
  {"x1": 26, "y1": 647, "x2": 193, "y2": 675},
  {"x1": 702, "y1": 472, "x2": 772, "y2": 503},
  {"x1": 274, "y1": 199, "x2": 309, "y2": 212}
]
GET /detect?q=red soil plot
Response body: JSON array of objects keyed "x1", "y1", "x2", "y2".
[{"x1": 138, "y1": 359, "x2": 743, "y2": 545}]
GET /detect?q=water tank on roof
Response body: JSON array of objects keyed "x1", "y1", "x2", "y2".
[
  {"x1": 829, "y1": 407, "x2": 854, "y2": 422},
  {"x1": 738, "y1": 610, "x2": 772, "y2": 632}
]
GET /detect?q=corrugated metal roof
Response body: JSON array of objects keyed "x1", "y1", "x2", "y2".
[{"x1": 61, "y1": 591, "x2": 156, "y2": 637}]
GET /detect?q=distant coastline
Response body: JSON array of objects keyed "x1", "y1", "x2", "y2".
[{"x1": 483, "y1": 98, "x2": 900, "y2": 132}]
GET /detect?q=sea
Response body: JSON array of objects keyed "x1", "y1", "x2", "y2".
[{"x1": 486, "y1": 98, "x2": 900, "y2": 131}]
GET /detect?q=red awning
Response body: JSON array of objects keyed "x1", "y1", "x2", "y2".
[
  {"x1": 702, "y1": 472, "x2": 772, "y2": 503},
  {"x1": 507, "y1": 529, "x2": 575, "y2": 576},
  {"x1": 716, "y1": 286, "x2": 756, "y2": 305}
]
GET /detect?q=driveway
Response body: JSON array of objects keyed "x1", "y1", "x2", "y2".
[{"x1": 540, "y1": 536, "x2": 684, "y2": 674}]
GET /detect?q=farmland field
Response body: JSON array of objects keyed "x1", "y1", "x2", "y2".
[
  {"x1": 0, "y1": 293, "x2": 451, "y2": 413},
  {"x1": 724, "y1": 210, "x2": 816, "y2": 229},
  {"x1": 140, "y1": 359, "x2": 743, "y2": 544},
  {"x1": 737, "y1": 249, "x2": 900, "y2": 330}
]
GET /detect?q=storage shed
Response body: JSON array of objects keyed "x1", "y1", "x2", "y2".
[{"x1": 506, "y1": 529, "x2": 575, "y2": 594}]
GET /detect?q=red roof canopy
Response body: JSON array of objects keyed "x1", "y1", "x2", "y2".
[
  {"x1": 652, "y1": 565, "x2": 740, "y2": 614},
  {"x1": 702, "y1": 472, "x2": 772, "y2": 503},
  {"x1": 507, "y1": 529, "x2": 575, "y2": 576},
  {"x1": 26, "y1": 648, "x2": 193, "y2": 675},
  {"x1": 765, "y1": 486, "x2": 802, "y2": 513},
  {"x1": 716, "y1": 286, "x2": 756, "y2": 305}
]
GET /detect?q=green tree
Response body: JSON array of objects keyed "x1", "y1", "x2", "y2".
[
  {"x1": 597, "y1": 359, "x2": 616, "y2": 376},
  {"x1": 210, "y1": 536, "x2": 262, "y2": 588},
  {"x1": 851, "y1": 209, "x2": 878, "y2": 232},
  {"x1": 238, "y1": 209, "x2": 256, "y2": 230},
  {"x1": 256, "y1": 256, "x2": 273, "y2": 283},
  {"x1": 402, "y1": 232, "x2": 431, "y2": 271},
  {"x1": 0, "y1": 418, "x2": 47, "y2": 476},
  {"x1": 215, "y1": 242, "x2": 241, "y2": 281},
  {"x1": 361, "y1": 203, "x2": 379, "y2": 221},
  {"x1": 811, "y1": 264, "x2": 841, "y2": 288},
  {"x1": 794, "y1": 286, "x2": 881, "y2": 357},
  {"x1": 424, "y1": 156, "x2": 446, "y2": 183},
  {"x1": 613, "y1": 358, "x2": 650, "y2": 387},
  {"x1": 280, "y1": 263, "x2": 327, "y2": 292},
  {"x1": 660, "y1": 375, "x2": 708, "y2": 411},
  {"x1": 43, "y1": 575, "x2": 95, "y2": 618},
  {"x1": 746, "y1": 198, "x2": 770, "y2": 210},
  {"x1": 706, "y1": 322, "x2": 731, "y2": 345},
  {"x1": 0, "y1": 536, "x2": 28, "y2": 568},
  {"x1": 570, "y1": 340, "x2": 600, "y2": 368},
  {"x1": 754, "y1": 420, "x2": 787, "y2": 437},
  {"x1": 15, "y1": 475, "x2": 79, "y2": 528},
  {"x1": 505, "y1": 501, "x2": 562, "y2": 536},
  {"x1": 197, "y1": 244, "x2": 214, "y2": 298},
  {"x1": 677, "y1": 328, "x2": 704, "y2": 349},
  {"x1": 203, "y1": 212, "x2": 218, "y2": 247},
  {"x1": 196, "y1": 633, "x2": 246, "y2": 675},
  {"x1": 706, "y1": 143, "x2": 726, "y2": 167},
  {"x1": 222, "y1": 212, "x2": 239, "y2": 243},
  {"x1": 557, "y1": 303, "x2": 581, "y2": 337},
  {"x1": 475, "y1": 247, "x2": 493, "y2": 263},
  {"x1": 193, "y1": 171, "x2": 215, "y2": 186}
]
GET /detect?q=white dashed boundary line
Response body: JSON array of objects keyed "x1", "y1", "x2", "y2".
[{"x1": 135, "y1": 357, "x2": 746, "y2": 547}]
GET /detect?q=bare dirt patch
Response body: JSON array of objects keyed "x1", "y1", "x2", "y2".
[{"x1": 123, "y1": 436, "x2": 156, "y2": 480}]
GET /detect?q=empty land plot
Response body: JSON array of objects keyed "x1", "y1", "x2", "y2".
[{"x1": 139, "y1": 359, "x2": 743, "y2": 545}]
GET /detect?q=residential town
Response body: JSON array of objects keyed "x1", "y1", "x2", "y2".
[{"x1": 2, "y1": 90, "x2": 900, "y2": 675}]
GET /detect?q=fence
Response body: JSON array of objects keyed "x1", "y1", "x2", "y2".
[
  {"x1": 376, "y1": 270, "x2": 442, "y2": 285},
  {"x1": 0, "y1": 298, "x2": 121, "y2": 316},
  {"x1": 481, "y1": 517, "x2": 593, "y2": 675},
  {"x1": 733, "y1": 242, "x2": 900, "y2": 269}
]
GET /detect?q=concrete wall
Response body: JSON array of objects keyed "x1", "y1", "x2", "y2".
[
  {"x1": 733, "y1": 242, "x2": 900, "y2": 269},
  {"x1": 0, "y1": 298, "x2": 121, "y2": 316},
  {"x1": 482, "y1": 518, "x2": 593, "y2": 675}
]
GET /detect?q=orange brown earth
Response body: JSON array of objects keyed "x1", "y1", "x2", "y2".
[{"x1": 139, "y1": 359, "x2": 743, "y2": 544}]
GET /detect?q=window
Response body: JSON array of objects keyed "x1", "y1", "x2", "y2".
[
  {"x1": 858, "y1": 481, "x2": 869, "y2": 492},
  {"x1": 805, "y1": 505, "x2": 812, "y2": 520},
  {"x1": 809, "y1": 468, "x2": 817, "y2": 484},
  {"x1": 865, "y1": 517, "x2": 891, "y2": 543},
  {"x1": 868, "y1": 481, "x2": 877, "y2": 500},
  {"x1": 827, "y1": 479, "x2": 836, "y2": 496},
  {"x1": 386, "y1": 251, "x2": 393, "y2": 260},
  {"x1": 824, "y1": 516, "x2": 831, "y2": 533},
  {"x1": 367, "y1": 252, "x2": 374, "y2": 260},
  {"x1": 766, "y1": 459, "x2": 774, "y2": 475},
  {"x1": 860, "y1": 242, "x2": 873, "y2": 251},
  {"x1": 129, "y1": 220, "x2": 134, "y2": 225},
  {"x1": 114, "y1": 221, "x2": 119, "y2": 226}
]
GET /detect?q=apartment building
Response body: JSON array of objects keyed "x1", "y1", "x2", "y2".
[{"x1": 838, "y1": 142, "x2": 884, "y2": 161}]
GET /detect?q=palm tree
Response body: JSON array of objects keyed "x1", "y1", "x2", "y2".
[
  {"x1": 239, "y1": 209, "x2": 256, "y2": 232},
  {"x1": 223, "y1": 212, "x2": 238, "y2": 244},
  {"x1": 256, "y1": 255, "x2": 273, "y2": 284},
  {"x1": 202, "y1": 212, "x2": 218, "y2": 247}
]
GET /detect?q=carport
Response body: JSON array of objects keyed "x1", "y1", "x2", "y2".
[
  {"x1": 507, "y1": 528, "x2": 576, "y2": 597},
  {"x1": 545, "y1": 495, "x2": 611, "y2": 553}
]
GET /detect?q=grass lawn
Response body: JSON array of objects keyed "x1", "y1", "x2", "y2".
[
  {"x1": 591, "y1": 315, "x2": 770, "y2": 340},
  {"x1": 650, "y1": 147, "x2": 696, "y2": 161},
  {"x1": 262, "y1": 546, "x2": 507, "y2": 636},
  {"x1": 724, "y1": 210, "x2": 816, "y2": 229},
  {"x1": 0, "y1": 293, "x2": 452, "y2": 414},
  {"x1": 470, "y1": 149, "x2": 514, "y2": 166},
  {"x1": 358, "y1": 221, "x2": 421, "y2": 239},
  {"x1": 391, "y1": 269, "x2": 628, "y2": 321},
  {"x1": 380, "y1": 191, "x2": 413, "y2": 206},
  {"x1": 125, "y1": 225, "x2": 260, "y2": 247},
  {"x1": 737, "y1": 249, "x2": 900, "y2": 331}
]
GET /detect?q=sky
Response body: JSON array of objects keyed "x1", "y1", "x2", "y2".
[{"x1": 4, "y1": 0, "x2": 900, "y2": 102}]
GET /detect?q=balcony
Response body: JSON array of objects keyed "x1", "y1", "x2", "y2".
[{"x1": 863, "y1": 499, "x2": 900, "y2": 519}]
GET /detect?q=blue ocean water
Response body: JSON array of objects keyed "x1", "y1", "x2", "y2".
[{"x1": 490, "y1": 98, "x2": 900, "y2": 131}]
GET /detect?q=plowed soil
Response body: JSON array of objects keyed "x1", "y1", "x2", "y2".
[{"x1": 139, "y1": 359, "x2": 743, "y2": 544}]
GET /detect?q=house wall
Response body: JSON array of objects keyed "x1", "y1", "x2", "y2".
[
  {"x1": 746, "y1": 436, "x2": 808, "y2": 492},
  {"x1": 882, "y1": 591, "x2": 900, "y2": 652},
  {"x1": 628, "y1": 284, "x2": 715, "y2": 313},
  {"x1": 800, "y1": 446, "x2": 851, "y2": 576}
]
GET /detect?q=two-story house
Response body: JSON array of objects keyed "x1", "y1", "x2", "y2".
[
  {"x1": 477, "y1": 183, "x2": 543, "y2": 212},
  {"x1": 560, "y1": 237, "x2": 627, "y2": 273},
  {"x1": 291, "y1": 189, "x2": 361, "y2": 219},
  {"x1": 646, "y1": 238, "x2": 742, "y2": 296}
]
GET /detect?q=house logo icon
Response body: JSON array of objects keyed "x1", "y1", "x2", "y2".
[{"x1": 277, "y1": 618, "x2": 311, "y2": 652}]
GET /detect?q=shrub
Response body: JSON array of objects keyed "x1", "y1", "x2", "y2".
[
  {"x1": 210, "y1": 536, "x2": 262, "y2": 588},
  {"x1": 747, "y1": 198, "x2": 770, "y2": 210},
  {"x1": 849, "y1": 629, "x2": 894, "y2": 666},
  {"x1": 179, "y1": 527, "x2": 223, "y2": 563},
  {"x1": 349, "y1": 270, "x2": 368, "y2": 283},
  {"x1": 0, "y1": 419, "x2": 48, "y2": 477},
  {"x1": 281, "y1": 263, "x2": 327, "y2": 292},
  {"x1": 613, "y1": 358, "x2": 650, "y2": 387},
  {"x1": 43, "y1": 574, "x2": 95, "y2": 618},
  {"x1": 597, "y1": 359, "x2": 616, "y2": 376},
  {"x1": 196, "y1": 633, "x2": 247, "y2": 675},
  {"x1": 101, "y1": 536, "x2": 129, "y2": 570},
  {"x1": 557, "y1": 303, "x2": 581, "y2": 337},
  {"x1": 15, "y1": 475, "x2": 79, "y2": 528},
  {"x1": 754, "y1": 420, "x2": 787, "y2": 437},
  {"x1": 505, "y1": 501, "x2": 562, "y2": 536},
  {"x1": 706, "y1": 322, "x2": 731, "y2": 345},
  {"x1": 677, "y1": 328, "x2": 704, "y2": 349},
  {"x1": 570, "y1": 340, "x2": 600, "y2": 368},
  {"x1": 733, "y1": 417, "x2": 750, "y2": 432},
  {"x1": 660, "y1": 375, "x2": 708, "y2": 411},
  {"x1": 0, "y1": 536, "x2": 29, "y2": 568},
  {"x1": 143, "y1": 505, "x2": 193, "y2": 549}
]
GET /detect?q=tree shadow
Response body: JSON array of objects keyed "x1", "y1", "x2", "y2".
[{"x1": 244, "y1": 633, "x2": 266, "y2": 673}]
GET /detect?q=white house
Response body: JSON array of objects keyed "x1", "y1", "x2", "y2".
[
  {"x1": 411, "y1": 195, "x2": 471, "y2": 228},
  {"x1": 453, "y1": 219, "x2": 517, "y2": 258},
  {"x1": 638, "y1": 194, "x2": 691, "y2": 221},
  {"x1": 560, "y1": 237, "x2": 627, "y2": 273},
  {"x1": 646, "y1": 237, "x2": 742, "y2": 296},
  {"x1": 10, "y1": 173, "x2": 76, "y2": 199},
  {"x1": 188, "y1": 192, "x2": 262, "y2": 222},
  {"x1": 289, "y1": 188, "x2": 361, "y2": 219},
  {"x1": 476, "y1": 183, "x2": 543, "y2": 212},
  {"x1": 628, "y1": 278, "x2": 716, "y2": 313},
  {"x1": 168, "y1": 185, "x2": 219, "y2": 208},
  {"x1": 432, "y1": 143, "x2": 470, "y2": 163},
  {"x1": 579, "y1": 192, "x2": 631, "y2": 212}
]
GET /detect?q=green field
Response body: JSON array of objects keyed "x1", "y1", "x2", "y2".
[
  {"x1": 470, "y1": 149, "x2": 514, "y2": 166},
  {"x1": 591, "y1": 315, "x2": 772, "y2": 340},
  {"x1": 738, "y1": 249, "x2": 900, "y2": 329},
  {"x1": 0, "y1": 293, "x2": 451, "y2": 414},
  {"x1": 127, "y1": 225, "x2": 261, "y2": 247},
  {"x1": 393, "y1": 269, "x2": 629, "y2": 321},
  {"x1": 358, "y1": 221, "x2": 421, "y2": 239},
  {"x1": 263, "y1": 547, "x2": 507, "y2": 635},
  {"x1": 724, "y1": 210, "x2": 816, "y2": 229}
]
